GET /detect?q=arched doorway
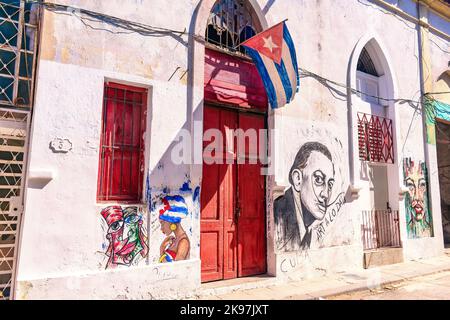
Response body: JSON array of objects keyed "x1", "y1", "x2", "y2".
[
  {"x1": 349, "y1": 36, "x2": 403, "y2": 260},
  {"x1": 356, "y1": 42, "x2": 394, "y2": 215},
  {"x1": 200, "y1": 0, "x2": 268, "y2": 282}
]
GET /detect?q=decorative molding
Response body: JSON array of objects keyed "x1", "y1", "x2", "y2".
[
  {"x1": 49, "y1": 138, "x2": 72, "y2": 153},
  {"x1": 418, "y1": 0, "x2": 450, "y2": 20},
  {"x1": 399, "y1": 185, "x2": 410, "y2": 201},
  {"x1": 347, "y1": 184, "x2": 363, "y2": 201},
  {"x1": 272, "y1": 183, "x2": 287, "y2": 200},
  {"x1": 28, "y1": 170, "x2": 54, "y2": 189}
]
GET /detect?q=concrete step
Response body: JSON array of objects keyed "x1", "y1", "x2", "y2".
[
  {"x1": 364, "y1": 247, "x2": 404, "y2": 269},
  {"x1": 196, "y1": 275, "x2": 279, "y2": 298}
]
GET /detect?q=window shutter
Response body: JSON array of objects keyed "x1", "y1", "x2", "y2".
[{"x1": 97, "y1": 83, "x2": 147, "y2": 203}]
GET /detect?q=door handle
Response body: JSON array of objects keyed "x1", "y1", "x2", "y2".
[{"x1": 235, "y1": 202, "x2": 241, "y2": 221}]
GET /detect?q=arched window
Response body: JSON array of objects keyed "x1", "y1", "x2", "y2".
[
  {"x1": 355, "y1": 41, "x2": 394, "y2": 164},
  {"x1": 356, "y1": 46, "x2": 385, "y2": 106},
  {"x1": 205, "y1": 0, "x2": 260, "y2": 54},
  {"x1": 357, "y1": 48, "x2": 378, "y2": 77}
]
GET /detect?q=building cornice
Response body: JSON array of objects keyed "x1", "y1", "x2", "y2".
[{"x1": 417, "y1": 0, "x2": 450, "y2": 20}]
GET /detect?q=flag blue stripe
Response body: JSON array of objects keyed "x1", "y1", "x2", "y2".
[
  {"x1": 165, "y1": 195, "x2": 185, "y2": 203},
  {"x1": 245, "y1": 47, "x2": 278, "y2": 109},
  {"x1": 159, "y1": 216, "x2": 182, "y2": 224},
  {"x1": 283, "y1": 23, "x2": 299, "y2": 93},
  {"x1": 167, "y1": 206, "x2": 188, "y2": 214},
  {"x1": 275, "y1": 60, "x2": 293, "y2": 103}
]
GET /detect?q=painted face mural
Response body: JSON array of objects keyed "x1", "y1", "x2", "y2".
[
  {"x1": 403, "y1": 158, "x2": 433, "y2": 238},
  {"x1": 101, "y1": 206, "x2": 149, "y2": 269},
  {"x1": 293, "y1": 151, "x2": 335, "y2": 220},
  {"x1": 158, "y1": 196, "x2": 191, "y2": 263},
  {"x1": 274, "y1": 142, "x2": 345, "y2": 252}
]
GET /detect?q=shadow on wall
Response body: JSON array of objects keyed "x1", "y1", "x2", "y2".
[{"x1": 436, "y1": 121, "x2": 450, "y2": 243}]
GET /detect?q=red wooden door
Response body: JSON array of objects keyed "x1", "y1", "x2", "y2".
[
  {"x1": 200, "y1": 105, "x2": 266, "y2": 282},
  {"x1": 237, "y1": 113, "x2": 267, "y2": 277}
]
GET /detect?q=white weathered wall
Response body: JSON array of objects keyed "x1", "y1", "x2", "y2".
[{"x1": 15, "y1": 0, "x2": 448, "y2": 299}]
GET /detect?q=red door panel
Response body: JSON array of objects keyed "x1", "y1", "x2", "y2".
[
  {"x1": 222, "y1": 162, "x2": 237, "y2": 280},
  {"x1": 201, "y1": 106, "x2": 238, "y2": 282},
  {"x1": 237, "y1": 113, "x2": 266, "y2": 277},
  {"x1": 238, "y1": 162, "x2": 266, "y2": 277},
  {"x1": 200, "y1": 160, "x2": 223, "y2": 282}
]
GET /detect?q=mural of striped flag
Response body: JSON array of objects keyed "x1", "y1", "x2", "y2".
[{"x1": 241, "y1": 21, "x2": 299, "y2": 109}]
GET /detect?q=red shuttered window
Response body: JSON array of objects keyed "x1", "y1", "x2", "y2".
[{"x1": 97, "y1": 82, "x2": 147, "y2": 202}]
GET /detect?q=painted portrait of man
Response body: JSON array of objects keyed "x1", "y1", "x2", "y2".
[
  {"x1": 101, "y1": 206, "x2": 149, "y2": 269},
  {"x1": 274, "y1": 142, "x2": 336, "y2": 252},
  {"x1": 403, "y1": 158, "x2": 433, "y2": 238}
]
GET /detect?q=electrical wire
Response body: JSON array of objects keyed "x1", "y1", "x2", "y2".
[
  {"x1": 28, "y1": 0, "x2": 450, "y2": 105},
  {"x1": 33, "y1": 1, "x2": 449, "y2": 52},
  {"x1": 299, "y1": 67, "x2": 422, "y2": 106}
]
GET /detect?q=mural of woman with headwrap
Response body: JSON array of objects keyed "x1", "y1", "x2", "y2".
[
  {"x1": 100, "y1": 206, "x2": 149, "y2": 269},
  {"x1": 158, "y1": 196, "x2": 190, "y2": 263}
]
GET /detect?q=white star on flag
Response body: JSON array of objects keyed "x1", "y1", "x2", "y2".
[{"x1": 263, "y1": 36, "x2": 278, "y2": 53}]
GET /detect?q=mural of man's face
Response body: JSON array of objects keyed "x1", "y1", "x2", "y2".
[
  {"x1": 291, "y1": 151, "x2": 335, "y2": 220},
  {"x1": 405, "y1": 169, "x2": 427, "y2": 221}
]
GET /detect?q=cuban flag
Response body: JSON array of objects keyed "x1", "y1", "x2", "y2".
[
  {"x1": 241, "y1": 21, "x2": 299, "y2": 109},
  {"x1": 159, "y1": 195, "x2": 189, "y2": 224}
]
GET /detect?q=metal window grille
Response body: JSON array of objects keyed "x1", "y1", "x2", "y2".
[
  {"x1": 0, "y1": 0, "x2": 39, "y2": 300},
  {"x1": 358, "y1": 112, "x2": 394, "y2": 164},
  {"x1": 357, "y1": 48, "x2": 379, "y2": 77},
  {"x1": 97, "y1": 83, "x2": 147, "y2": 203},
  {"x1": 0, "y1": 0, "x2": 39, "y2": 109},
  {"x1": 205, "y1": 0, "x2": 258, "y2": 55},
  {"x1": 361, "y1": 210, "x2": 401, "y2": 251}
]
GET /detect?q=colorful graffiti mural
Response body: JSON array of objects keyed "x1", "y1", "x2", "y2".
[
  {"x1": 146, "y1": 176, "x2": 199, "y2": 264},
  {"x1": 100, "y1": 206, "x2": 148, "y2": 269},
  {"x1": 158, "y1": 195, "x2": 191, "y2": 263},
  {"x1": 274, "y1": 141, "x2": 346, "y2": 252},
  {"x1": 403, "y1": 158, "x2": 433, "y2": 238}
]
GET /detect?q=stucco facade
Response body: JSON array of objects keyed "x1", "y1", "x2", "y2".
[{"x1": 10, "y1": 0, "x2": 450, "y2": 299}]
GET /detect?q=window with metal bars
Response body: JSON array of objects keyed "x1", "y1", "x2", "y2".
[
  {"x1": 205, "y1": 0, "x2": 260, "y2": 55},
  {"x1": 357, "y1": 48, "x2": 379, "y2": 77},
  {"x1": 0, "y1": 0, "x2": 40, "y2": 109},
  {"x1": 357, "y1": 112, "x2": 394, "y2": 164},
  {"x1": 97, "y1": 82, "x2": 147, "y2": 203}
]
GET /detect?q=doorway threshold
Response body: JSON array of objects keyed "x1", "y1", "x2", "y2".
[
  {"x1": 363, "y1": 247, "x2": 404, "y2": 269},
  {"x1": 199, "y1": 275, "x2": 278, "y2": 298}
]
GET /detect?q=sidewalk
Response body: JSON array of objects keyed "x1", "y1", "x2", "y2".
[{"x1": 194, "y1": 249, "x2": 450, "y2": 300}]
